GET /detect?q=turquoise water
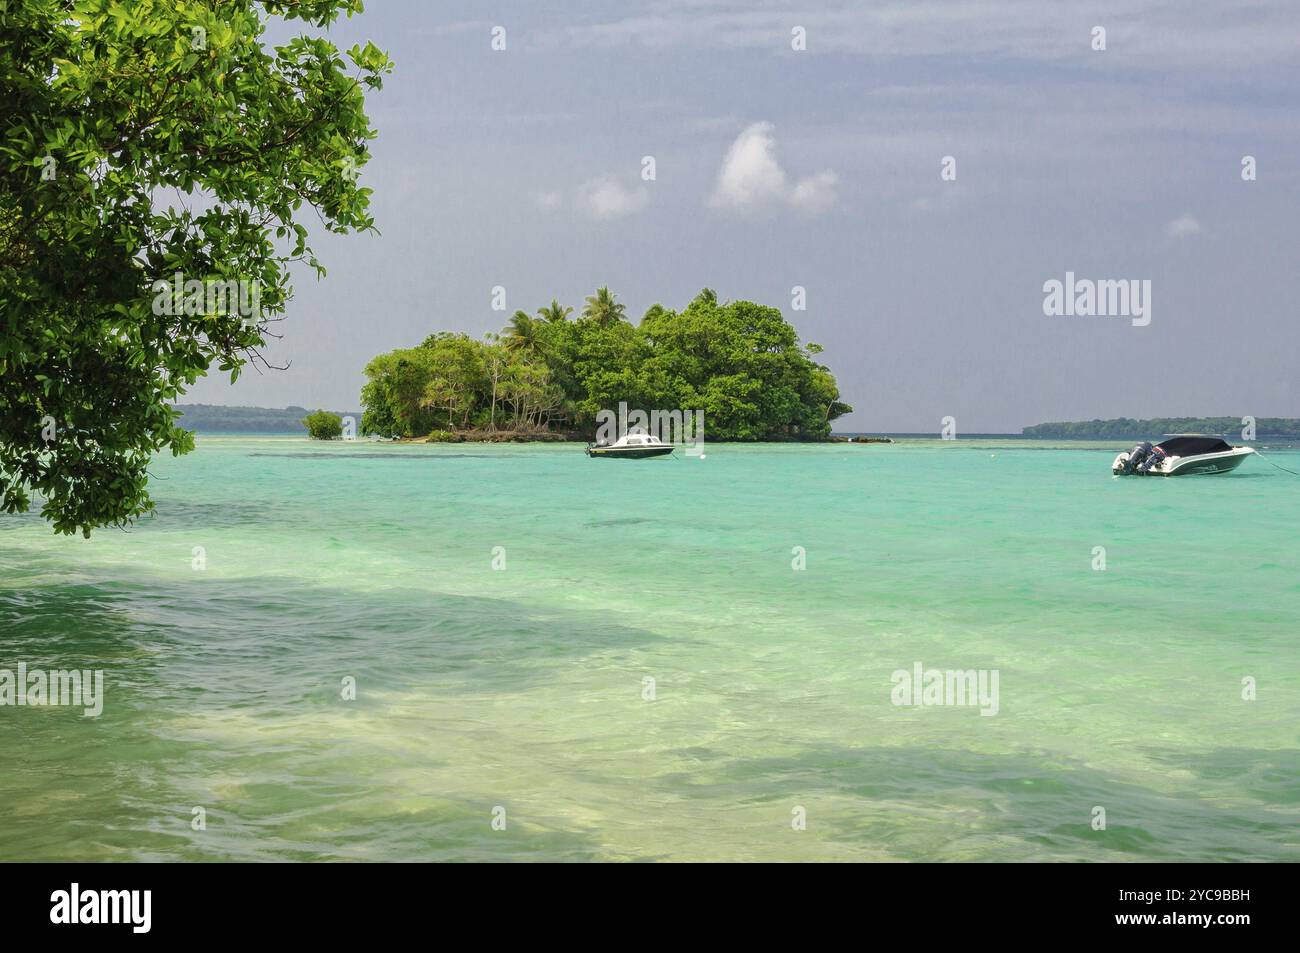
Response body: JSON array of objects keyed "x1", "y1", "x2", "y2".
[{"x1": 1, "y1": 436, "x2": 1297, "y2": 861}]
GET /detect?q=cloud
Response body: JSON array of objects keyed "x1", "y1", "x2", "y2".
[
  {"x1": 1165, "y1": 214, "x2": 1204, "y2": 238},
  {"x1": 538, "y1": 2, "x2": 1300, "y2": 68},
  {"x1": 710, "y1": 122, "x2": 788, "y2": 209},
  {"x1": 536, "y1": 190, "x2": 563, "y2": 212},
  {"x1": 709, "y1": 122, "x2": 838, "y2": 216},
  {"x1": 578, "y1": 176, "x2": 649, "y2": 220},
  {"x1": 789, "y1": 170, "x2": 839, "y2": 215}
]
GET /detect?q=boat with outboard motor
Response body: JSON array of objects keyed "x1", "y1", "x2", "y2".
[
  {"x1": 1112, "y1": 434, "x2": 1254, "y2": 476},
  {"x1": 585, "y1": 431, "x2": 676, "y2": 459}
]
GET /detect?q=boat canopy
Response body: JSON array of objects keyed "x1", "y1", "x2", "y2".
[
  {"x1": 1156, "y1": 435, "x2": 1232, "y2": 456},
  {"x1": 617, "y1": 432, "x2": 663, "y2": 446}
]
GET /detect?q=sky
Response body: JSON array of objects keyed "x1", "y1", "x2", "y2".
[{"x1": 184, "y1": 0, "x2": 1300, "y2": 433}]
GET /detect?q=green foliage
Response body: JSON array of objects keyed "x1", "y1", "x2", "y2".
[
  {"x1": 301, "y1": 409, "x2": 343, "y2": 439},
  {"x1": 359, "y1": 347, "x2": 440, "y2": 437},
  {"x1": 581, "y1": 285, "x2": 626, "y2": 327},
  {"x1": 503, "y1": 310, "x2": 541, "y2": 354},
  {"x1": 537, "y1": 299, "x2": 572, "y2": 324},
  {"x1": 360, "y1": 288, "x2": 852, "y2": 440},
  {"x1": 1, "y1": 1, "x2": 392, "y2": 534},
  {"x1": 1023, "y1": 418, "x2": 1300, "y2": 438}
]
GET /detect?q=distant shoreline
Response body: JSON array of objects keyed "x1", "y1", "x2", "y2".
[
  {"x1": 1023, "y1": 417, "x2": 1299, "y2": 439},
  {"x1": 174, "y1": 405, "x2": 1300, "y2": 442},
  {"x1": 173, "y1": 404, "x2": 361, "y2": 434}
]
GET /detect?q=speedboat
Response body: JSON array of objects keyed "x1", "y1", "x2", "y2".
[
  {"x1": 1112, "y1": 435, "x2": 1254, "y2": 476},
  {"x1": 585, "y1": 432, "x2": 675, "y2": 459}
]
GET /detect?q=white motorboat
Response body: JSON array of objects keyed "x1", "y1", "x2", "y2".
[
  {"x1": 1112, "y1": 435, "x2": 1255, "y2": 476},
  {"x1": 585, "y1": 431, "x2": 675, "y2": 459}
]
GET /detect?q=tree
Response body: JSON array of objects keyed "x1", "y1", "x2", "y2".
[
  {"x1": 581, "y1": 286, "x2": 627, "y2": 327},
  {"x1": 621, "y1": 289, "x2": 850, "y2": 439},
  {"x1": 534, "y1": 317, "x2": 581, "y2": 428},
  {"x1": 537, "y1": 299, "x2": 573, "y2": 324},
  {"x1": 359, "y1": 377, "x2": 399, "y2": 437},
  {"x1": 502, "y1": 310, "x2": 540, "y2": 354},
  {"x1": 482, "y1": 332, "x2": 506, "y2": 430},
  {"x1": 640, "y1": 303, "x2": 668, "y2": 327},
  {"x1": 419, "y1": 333, "x2": 486, "y2": 427},
  {"x1": 500, "y1": 355, "x2": 561, "y2": 430},
  {"x1": 360, "y1": 348, "x2": 440, "y2": 437},
  {"x1": 302, "y1": 410, "x2": 343, "y2": 439},
  {"x1": 0, "y1": 1, "x2": 393, "y2": 535}
]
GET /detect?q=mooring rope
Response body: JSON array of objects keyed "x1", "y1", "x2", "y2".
[{"x1": 1255, "y1": 448, "x2": 1300, "y2": 476}]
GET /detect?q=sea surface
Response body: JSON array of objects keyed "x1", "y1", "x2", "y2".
[{"x1": 1, "y1": 436, "x2": 1297, "y2": 862}]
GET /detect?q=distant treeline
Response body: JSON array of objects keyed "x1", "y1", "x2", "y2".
[
  {"x1": 1023, "y1": 417, "x2": 1300, "y2": 438},
  {"x1": 173, "y1": 404, "x2": 360, "y2": 433}
]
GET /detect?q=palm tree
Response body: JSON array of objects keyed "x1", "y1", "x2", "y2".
[
  {"x1": 581, "y1": 286, "x2": 626, "y2": 327},
  {"x1": 503, "y1": 310, "x2": 540, "y2": 354},
  {"x1": 641, "y1": 303, "x2": 667, "y2": 326},
  {"x1": 537, "y1": 299, "x2": 572, "y2": 324}
]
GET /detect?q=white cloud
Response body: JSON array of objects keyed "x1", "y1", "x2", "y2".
[
  {"x1": 710, "y1": 122, "x2": 788, "y2": 210},
  {"x1": 578, "y1": 176, "x2": 649, "y2": 220},
  {"x1": 1166, "y1": 214, "x2": 1204, "y2": 238},
  {"x1": 789, "y1": 170, "x2": 839, "y2": 215},
  {"x1": 709, "y1": 122, "x2": 838, "y2": 216},
  {"x1": 536, "y1": 190, "x2": 563, "y2": 212}
]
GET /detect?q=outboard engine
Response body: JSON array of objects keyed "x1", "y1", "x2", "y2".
[
  {"x1": 1135, "y1": 444, "x2": 1166, "y2": 475},
  {"x1": 1115, "y1": 441, "x2": 1152, "y2": 475}
]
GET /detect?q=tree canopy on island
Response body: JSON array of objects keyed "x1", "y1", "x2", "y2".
[
  {"x1": 1023, "y1": 418, "x2": 1300, "y2": 438},
  {"x1": 301, "y1": 409, "x2": 343, "y2": 439},
  {"x1": 1, "y1": 1, "x2": 392, "y2": 535},
  {"x1": 361, "y1": 287, "x2": 853, "y2": 440}
]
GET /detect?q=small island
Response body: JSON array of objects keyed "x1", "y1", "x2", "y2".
[
  {"x1": 359, "y1": 287, "x2": 852, "y2": 441},
  {"x1": 1023, "y1": 417, "x2": 1300, "y2": 439}
]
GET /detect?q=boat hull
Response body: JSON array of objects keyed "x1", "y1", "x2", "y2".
[
  {"x1": 1159, "y1": 447, "x2": 1254, "y2": 475},
  {"x1": 585, "y1": 446, "x2": 675, "y2": 459}
]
